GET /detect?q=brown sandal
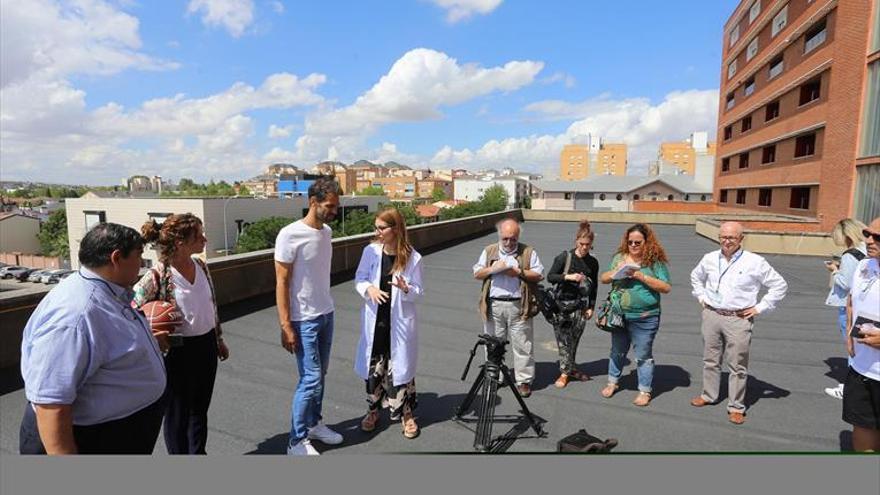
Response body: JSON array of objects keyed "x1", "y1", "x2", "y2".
[
  {"x1": 360, "y1": 409, "x2": 379, "y2": 432},
  {"x1": 633, "y1": 391, "x2": 652, "y2": 407},
  {"x1": 601, "y1": 383, "x2": 619, "y2": 398},
  {"x1": 569, "y1": 370, "x2": 591, "y2": 382},
  {"x1": 402, "y1": 412, "x2": 419, "y2": 439},
  {"x1": 554, "y1": 373, "x2": 570, "y2": 388}
]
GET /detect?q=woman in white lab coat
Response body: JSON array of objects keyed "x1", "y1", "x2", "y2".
[{"x1": 354, "y1": 208, "x2": 424, "y2": 439}]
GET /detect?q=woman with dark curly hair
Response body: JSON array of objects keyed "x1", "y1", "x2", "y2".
[
  {"x1": 598, "y1": 223, "x2": 671, "y2": 407},
  {"x1": 133, "y1": 213, "x2": 229, "y2": 454}
]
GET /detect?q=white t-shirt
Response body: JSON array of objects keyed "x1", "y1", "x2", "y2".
[
  {"x1": 274, "y1": 220, "x2": 335, "y2": 322},
  {"x1": 850, "y1": 257, "x2": 880, "y2": 381},
  {"x1": 170, "y1": 260, "x2": 216, "y2": 337}
]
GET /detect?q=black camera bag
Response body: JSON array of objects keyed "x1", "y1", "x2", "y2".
[{"x1": 557, "y1": 429, "x2": 618, "y2": 453}]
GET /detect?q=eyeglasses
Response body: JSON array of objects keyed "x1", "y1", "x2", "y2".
[
  {"x1": 501, "y1": 237, "x2": 518, "y2": 243},
  {"x1": 627, "y1": 240, "x2": 644, "y2": 247},
  {"x1": 862, "y1": 229, "x2": 880, "y2": 242},
  {"x1": 375, "y1": 225, "x2": 392, "y2": 232},
  {"x1": 719, "y1": 236, "x2": 741, "y2": 241}
]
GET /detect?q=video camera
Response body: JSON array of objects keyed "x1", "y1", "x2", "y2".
[
  {"x1": 461, "y1": 334, "x2": 508, "y2": 381},
  {"x1": 537, "y1": 277, "x2": 593, "y2": 325}
]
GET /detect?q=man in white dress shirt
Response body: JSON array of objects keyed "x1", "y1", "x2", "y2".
[{"x1": 689, "y1": 221, "x2": 788, "y2": 424}]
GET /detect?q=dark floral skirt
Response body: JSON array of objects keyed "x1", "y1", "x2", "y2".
[{"x1": 365, "y1": 354, "x2": 417, "y2": 419}]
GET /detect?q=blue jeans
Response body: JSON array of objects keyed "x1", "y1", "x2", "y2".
[
  {"x1": 837, "y1": 306, "x2": 853, "y2": 368},
  {"x1": 289, "y1": 312, "x2": 334, "y2": 445},
  {"x1": 607, "y1": 315, "x2": 660, "y2": 393}
]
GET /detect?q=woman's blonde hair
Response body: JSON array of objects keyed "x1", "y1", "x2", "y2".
[{"x1": 830, "y1": 218, "x2": 866, "y2": 248}]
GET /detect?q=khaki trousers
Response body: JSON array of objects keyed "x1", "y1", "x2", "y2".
[
  {"x1": 485, "y1": 300, "x2": 535, "y2": 385},
  {"x1": 699, "y1": 308, "x2": 753, "y2": 413}
]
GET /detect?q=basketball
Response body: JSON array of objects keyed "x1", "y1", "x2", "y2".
[{"x1": 140, "y1": 301, "x2": 183, "y2": 332}]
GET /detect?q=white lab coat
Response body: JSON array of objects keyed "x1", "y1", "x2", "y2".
[{"x1": 354, "y1": 242, "x2": 424, "y2": 386}]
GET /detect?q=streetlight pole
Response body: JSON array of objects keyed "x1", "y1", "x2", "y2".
[{"x1": 223, "y1": 195, "x2": 240, "y2": 255}]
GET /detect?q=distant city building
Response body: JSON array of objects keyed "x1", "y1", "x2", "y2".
[
  {"x1": 531, "y1": 175, "x2": 712, "y2": 212},
  {"x1": 126, "y1": 175, "x2": 163, "y2": 194},
  {"x1": 716, "y1": 0, "x2": 879, "y2": 226},
  {"x1": 416, "y1": 178, "x2": 453, "y2": 199},
  {"x1": 369, "y1": 176, "x2": 417, "y2": 199},
  {"x1": 65, "y1": 195, "x2": 386, "y2": 267},
  {"x1": 453, "y1": 176, "x2": 528, "y2": 209},
  {"x1": 653, "y1": 132, "x2": 717, "y2": 176},
  {"x1": 560, "y1": 136, "x2": 628, "y2": 180},
  {"x1": 0, "y1": 213, "x2": 41, "y2": 254}
]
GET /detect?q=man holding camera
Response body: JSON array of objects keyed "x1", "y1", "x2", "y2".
[
  {"x1": 473, "y1": 218, "x2": 544, "y2": 398},
  {"x1": 689, "y1": 221, "x2": 787, "y2": 424}
]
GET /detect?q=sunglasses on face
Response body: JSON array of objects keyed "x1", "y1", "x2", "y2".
[
  {"x1": 628, "y1": 240, "x2": 644, "y2": 247},
  {"x1": 863, "y1": 229, "x2": 880, "y2": 242}
]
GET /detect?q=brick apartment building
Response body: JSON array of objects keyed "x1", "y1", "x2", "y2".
[
  {"x1": 416, "y1": 178, "x2": 453, "y2": 199},
  {"x1": 560, "y1": 136, "x2": 628, "y2": 181},
  {"x1": 715, "y1": 0, "x2": 880, "y2": 228}
]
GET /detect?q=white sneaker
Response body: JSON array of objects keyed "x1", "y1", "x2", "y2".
[
  {"x1": 286, "y1": 438, "x2": 320, "y2": 456},
  {"x1": 824, "y1": 383, "x2": 844, "y2": 400},
  {"x1": 307, "y1": 422, "x2": 343, "y2": 445}
]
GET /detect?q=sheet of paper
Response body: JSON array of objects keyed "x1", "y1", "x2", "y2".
[{"x1": 612, "y1": 263, "x2": 641, "y2": 280}]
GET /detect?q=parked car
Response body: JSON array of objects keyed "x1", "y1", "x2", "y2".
[
  {"x1": 0, "y1": 265, "x2": 21, "y2": 278},
  {"x1": 7, "y1": 267, "x2": 38, "y2": 282},
  {"x1": 41, "y1": 269, "x2": 74, "y2": 284},
  {"x1": 27, "y1": 269, "x2": 52, "y2": 283}
]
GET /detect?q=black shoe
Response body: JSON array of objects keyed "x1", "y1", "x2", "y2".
[{"x1": 517, "y1": 383, "x2": 532, "y2": 398}]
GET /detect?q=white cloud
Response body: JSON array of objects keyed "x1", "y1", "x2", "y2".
[
  {"x1": 290, "y1": 48, "x2": 543, "y2": 162},
  {"x1": 429, "y1": 89, "x2": 720, "y2": 176},
  {"x1": 0, "y1": 0, "x2": 177, "y2": 88},
  {"x1": 270, "y1": 1, "x2": 284, "y2": 14},
  {"x1": 431, "y1": 0, "x2": 503, "y2": 23},
  {"x1": 187, "y1": 0, "x2": 255, "y2": 38},
  {"x1": 268, "y1": 124, "x2": 295, "y2": 138},
  {"x1": 540, "y1": 71, "x2": 576, "y2": 88}
]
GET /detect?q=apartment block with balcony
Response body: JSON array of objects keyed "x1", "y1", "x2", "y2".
[
  {"x1": 560, "y1": 137, "x2": 628, "y2": 181},
  {"x1": 716, "y1": 0, "x2": 880, "y2": 227}
]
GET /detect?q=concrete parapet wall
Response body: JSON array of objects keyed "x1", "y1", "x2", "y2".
[
  {"x1": 0, "y1": 210, "x2": 521, "y2": 368},
  {"x1": 524, "y1": 209, "x2": 710, "y2": 225},
  {"x1": 695, "y1": 218, "x2": 835, "y2": 257}
]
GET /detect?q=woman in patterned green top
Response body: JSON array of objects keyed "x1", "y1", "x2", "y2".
[{"x1": 598, "y1": 223, "x2": 671, "y2": 407}]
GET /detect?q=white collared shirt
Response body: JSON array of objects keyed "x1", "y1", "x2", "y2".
[
  {"x1": 690, "y1": 249, "x2": 788, "y2": 313},
  {"x1": 473, "y1": 244, "x2": 544, "y2": 298},
  {"x1": 850, "y1": 258, "x2": 880, "y2": 381}
]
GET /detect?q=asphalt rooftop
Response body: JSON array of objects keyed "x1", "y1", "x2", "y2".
[{"x1": 0, "y1": 221, "x2": 848, "y2": 453}]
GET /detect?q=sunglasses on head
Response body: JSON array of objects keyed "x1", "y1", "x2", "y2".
[{"x1": 863, "y1": 229, "x2": 880, "y2": 242}]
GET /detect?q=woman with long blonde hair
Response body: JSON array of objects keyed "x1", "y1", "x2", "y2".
[{"x1": 353, "y1": 208, "x2": 424, "y2": 438}]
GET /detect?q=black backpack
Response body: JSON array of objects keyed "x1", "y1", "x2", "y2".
[{"x1": 557, "y1": 429, "x2": 619, "y2": 453}]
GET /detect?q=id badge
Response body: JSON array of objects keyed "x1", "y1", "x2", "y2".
[{"x1": 707, "y1": 289, "x2": 723, "y2": 306}]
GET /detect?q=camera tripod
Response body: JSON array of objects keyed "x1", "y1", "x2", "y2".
[{"x1": 453, "y1": 334, "x2": 545, "y2": 452}]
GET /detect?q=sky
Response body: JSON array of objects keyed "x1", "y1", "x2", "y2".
[{"x1": 0, "y1": 0, "x2": 740, "y2": 185}]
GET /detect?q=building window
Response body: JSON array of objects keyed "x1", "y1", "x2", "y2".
[
  {"x1": 804, "y1": 19, "x2": 827, "y2": 54},
  {"x1": 746, "y1": 38, "x2": 759, "y2": 61},
  {"x1": 741, "y1": 116, "x2": 752, "y2": 132},
  {"x1": 667, "y1": 194, "x2": 674, "y2": 201},
  {"x1": 853, "y1": 164, "x2": 880, "y2": 223},
  {"x1": 726, "y1": 92, "x2": 735, "y2": 110},
  {"x1": 765, "y1": 100, "x2": 780, "y2": 121},
  {"x1": 799, "y1": 79, "x2": 821, "y2": 105},
  {"x1": 744, "y1": 77, "x2": 756, "y2": 97},
  {"x1": 772, "y1": 4, "x2": 789, "y2": 37},
  {"x1": 728, "y1": 60, "x2": 737, "y2": 80},
  {"x1": 720, "y1": 190, "x2": 729, "y2": 203},
  {"x1": 789, "y1": 187, "x2": 811, "y2": 209},
  {"x1": 739, "y1": 152, "x2": 750, "y2": 169},
  {"x1": 148, "y1": 212, "x2": 172, "y2": 225},
  {"x1": 685, "y1": 194, "x2": 691, "y2": 201},
  {"x1": 873, "y1": 0, "x2": 880, "y2": 53},
  {"x1": 701, "y1": 194, "x2": 707, "y2": 201},
  {"x1": 729, "y1": 25, "x2": 740, "y2": 47},
  {"x1": 84, "y1": 211, "x2": 106, "y2": 230},
  {"x1": 564, "y1": 193, "x2": 572, "y2": 200},
  {"x1": 762, "y1": 144, "x2": 777, "y2": 164},
  {"x1": 749, "y1": 0, "x2": 761, "y2": 23},
  {"x1": 736, "y1": 189, "x2": 747, "y2": 204},
  {"x1": 859, "y1": 61, "x2": 880, "y2": 158},
  {"x1": 599, "y1": 193, "x2": 606, "y2": 201},
  {"x1": 724, "y1": 125, "x2": 733, "y2": 140},
  {"x1": 768, "y1": 54, "x2": 784, "y2": 79},
  {"x1": 758, "y1": 188, "x2": 773, "y2": 206},
  {"x1": 795, "y1": 133, "x2": 817, "y2": 158},
  {"x1": 722, "y1": 157, "x2": 731, "y2": 171},
  {"x1": 616, "y1": 193, "x2": 623, "y2": 201},
  {"x1": 633, "y1": 194, "x2": 641, "y2": 200}
]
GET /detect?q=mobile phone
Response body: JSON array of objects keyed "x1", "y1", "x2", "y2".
[{"x1": 850, "y1": 317, "x2": 878, "y2": 338}]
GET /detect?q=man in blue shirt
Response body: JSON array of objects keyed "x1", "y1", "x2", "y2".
[{"x1": 19, "y1": 223, "x2": 167, "y2": 455}]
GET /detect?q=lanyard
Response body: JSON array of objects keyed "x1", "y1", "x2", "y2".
[
  {"x1": 77, "y1": 271, "x2": 165, "y2": 365},
  {"x1": 715, "y1": 249, "x2": 743, "y2": 292}
]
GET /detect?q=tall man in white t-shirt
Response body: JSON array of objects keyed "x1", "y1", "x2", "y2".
[{"x1": 275, "y1": 177, "x2": 344, "y2": 455}]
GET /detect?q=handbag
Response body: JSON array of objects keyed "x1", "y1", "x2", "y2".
[{"x1": 595, "y1": 289, "x2": 625, "y2": 332}]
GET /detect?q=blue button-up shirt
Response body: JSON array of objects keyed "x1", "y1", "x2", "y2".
[{"x1": 21, "y1": 267, "x2": 166, "y2": 426}]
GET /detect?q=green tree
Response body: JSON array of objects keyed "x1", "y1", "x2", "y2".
[
  {"x1": 430, "y1": 187, "x2": 448, "y2": 202},
  {"x1": 38, "y1": 209, "x2": 70, "y2": 258},
  {"x1": 358, "y1": 186, "x2": 385, "y2": 196},
  {"x1": 480, "y1": 184, "x2": 508, "y2": 211},
  {"x1": 178, "y1": 178, "x2": 196, "y2": 191},
  {"x1": 234, "y1": 216, "x2": 293, "y2": 254},
  {"x1": 237, "y1": 184, "x2": 251, "y2": 196}
]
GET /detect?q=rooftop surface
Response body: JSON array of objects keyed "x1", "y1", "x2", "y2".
[{"x1": 0, "y1": 221, "x2": 847, "y2": 454}]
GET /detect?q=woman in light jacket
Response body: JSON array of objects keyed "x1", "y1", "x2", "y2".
[{"x1": 354, "y1": 208, "x2": 424, "y2": 439}]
